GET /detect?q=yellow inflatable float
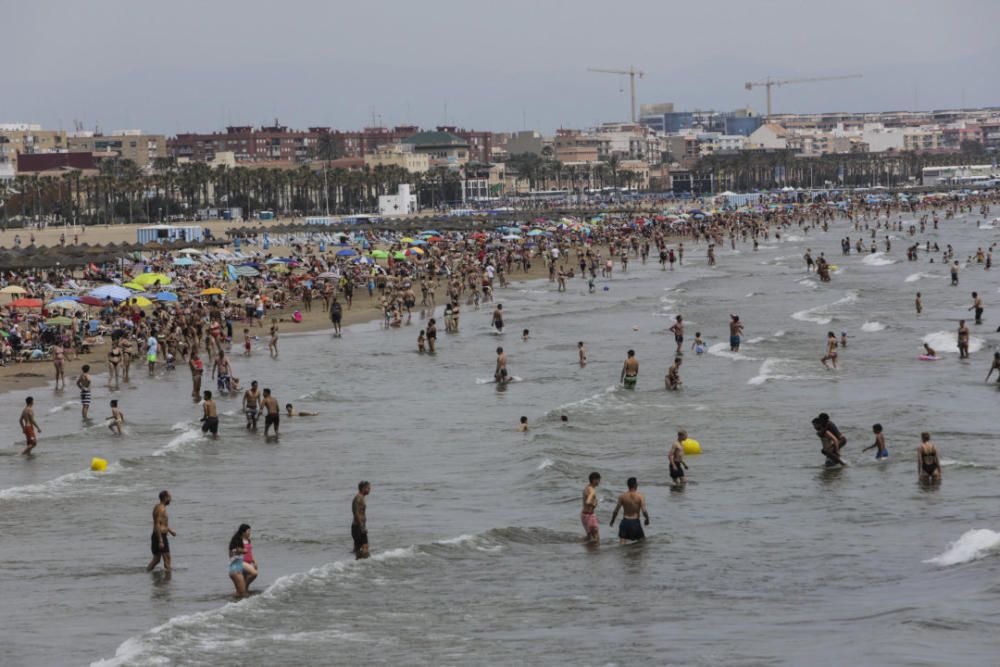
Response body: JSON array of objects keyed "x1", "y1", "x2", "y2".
[
  {"x1": 90, "y1": 457, "x2": 108, "y2": 472},
  {"x1": 682, "y1": 438, "x2": 701, "y2": 455}
]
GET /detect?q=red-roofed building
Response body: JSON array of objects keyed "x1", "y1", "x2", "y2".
[{"x1": 16, "y1": 152, "x2": 98, "y2": 174}]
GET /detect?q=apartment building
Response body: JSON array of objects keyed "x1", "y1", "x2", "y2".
[
  {"x1": 67, "y1": 130, "x2": 166, "y2": 168},
  {"x1": 363, "y1": 143, "x2": 430, "y2": 173},
  {"x1": 0, "y1": 123, "x2": 67, "y2": 168}
]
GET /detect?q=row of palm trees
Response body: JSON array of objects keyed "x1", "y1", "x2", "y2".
[{"x1": 1, "y1": 146, "x2": 992, "y2": 225}]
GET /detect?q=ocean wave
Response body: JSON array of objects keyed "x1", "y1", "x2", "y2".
[
  {"x1": 905, "y1": 272, "x2": 937, "y2": 283},
  {"x1": 791, "y1": 290, "x2": 858, "y2": 325},
  {"x1": 707, "y1": 342, "x2": 756, "y2": 361},
  {"x1": 861, "y1": 321, "x2": 886, "y2": 332},
  {"x1": 797, "y1": 278, "x2": 819, "y2": 289},
  {"x1": 537, "y1": 458, "x2": 554, "y2": 470},
  {"x1": 152, "y1": 428, "x2": 203, "y2": 457},
  {"x1": 0, "y1": 466, "x2": 118, "y2": 501},
  {"x1": 862, "y1": 252, "x2": 895, "y2": 266},
  {"x1": 747, "y1": 358, "x2": 795, "y2": 385},
  {"x1": 922, "y1": 331, "x2": 984, "y2": 354},
  {"x1": 923, "y1": 529, "x2": 1000, "y2": 566},
  {"x1": 48, "y1": 400, "x2": 79, "y2": 414}
]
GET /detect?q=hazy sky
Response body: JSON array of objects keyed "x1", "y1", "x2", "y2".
[{"x1": 4, "y1": 0, "x2": 999, "y2": 135}]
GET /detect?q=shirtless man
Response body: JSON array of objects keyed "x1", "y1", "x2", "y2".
[
  {"x1": 494, "y1": 347, "x2": 508, "y2": 385},
  {"x1": 352, "y1": 481, "x2": 371, "y2": 559},
  {"x1": 19, "y1": 396, "x2": 40, "y2": 455},
  {"x1": 968, "y1": 292, "x2": 983, "y2": 325},
  {"x1": 76, "y1": 364, "x2": 92, "y2": 420},
  {"x1": 108, "y1": 399, "x2": 124, "y2": 436},
  {"x1": 668, "y1": 315, "x2": 684, "y2": 355},
  {"x1": 609, "y1": 477, "x2": 649, "y2": 544},
  {"x1": 915, "y1": 292, "x2": 922, "y2": 315},
  {"x1": 517, "y1": 416, "x2": 529, "y2": 432},
  {"x1": 729, "y1": 315, "x2": 744, "y2": 352},
  {"x1": 581, "y1": 472, "x2": 601, "y2": 543},
  {"x1": 330, "y1": 297, "x2": 343, "y2": 336},
  {"x1": 269, "y1": 319, "x2": 280, "y2": 358},
  {"x1": 492, "y1": 304, "x2": 504, "y2": 333},
  {"x1": 262, "y1": 388, "x2": 280, "y2": 437},
  {"x1": 201, "y1": 390, "x2": 219, "y2": 438},
  {"x1": 917, "y1": 432, "x2": 941, "y2": 484},
  {"x1": 668, "y1": 431, "x2": 689, "y2": 487},
  {"x1": 146, "y1": 490, "x2": 176, "y2": 572},
  {"x1": 620, "y1": 349, "x2": 639, "y2": 389},
  {"x1": 813, "y1": 416, "x2": 845, "y2": 466},
  {"x1": 243, "y1": 380, "x2": 261, "y2": 430},
  {"x1": 285, "y1": 403, "x2": 318, "y2": 416},
  {"x1": 957, "y1": 320, "x2": 970, "y2": 359},
  {"x1": 665, "y1": 356, "x2": 682, "y2": 390},
  {"x1": 578, "y1": 341, "x2": 587, "y2": 367}
]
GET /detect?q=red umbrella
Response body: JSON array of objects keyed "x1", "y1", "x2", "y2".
[
  {"x1": 9, "y1": 298, "x2": 43, "y2": 308},
  {"x1": 78, "y1": 296, "x2": 104, "y2": 306}
]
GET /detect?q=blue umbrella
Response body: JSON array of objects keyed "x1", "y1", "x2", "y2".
[
  {"x1": 408, "y1": 239, "x2": 428, "y2": 246},
  {"x1": 173, "y1": 257, "x2": 195, "y2": 266},
  {"x1": 49, "y1": 296, "x2": 80, "y2": 303},
  {"x1": 336, "y1": 248, "x2": 358, "y2": 257},
  {"x1": 156, "y1": 292, "x2": 179, "y2": 302}
]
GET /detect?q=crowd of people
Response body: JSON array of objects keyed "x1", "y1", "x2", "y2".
[{"x1": 4, "y1": 188, "x2": 999, "y2": 593}]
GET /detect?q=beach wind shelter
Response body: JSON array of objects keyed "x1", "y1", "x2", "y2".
[{"x1": 136, "y1": 225, "x2": 203, "y2": 244}]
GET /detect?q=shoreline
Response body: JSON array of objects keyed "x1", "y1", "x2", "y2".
[{"x1": 0, "y1": 257, "x2": 560, "y2": 397}]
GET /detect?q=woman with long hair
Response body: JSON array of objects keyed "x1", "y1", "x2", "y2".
[{"x1": 228, "y1": 524, "x2": 250, "y2": 598}]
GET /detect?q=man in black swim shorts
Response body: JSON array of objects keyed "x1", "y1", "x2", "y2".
[
  {"x1": 610, "y1": 477, "x2": 649, "y2": 544},
  {"x1": 352, "y1": 481, "x2": 371, "y2": 559}
]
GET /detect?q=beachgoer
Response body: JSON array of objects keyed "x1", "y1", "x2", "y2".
[
  {"x1": 620, "y1": 349, "x2": 638, "y2": 389},
  {"x1": 669, "y1": 315, "x2": 684, "y2": 355},
  {"x1": 19, "y1": 396, "x2": 40, "y2": 455},
  {"x1": 665, "y1": 356, "x2": 682, "y2": 390},
  {"x1": 147, "y1": 490, "x2": 175, "y2": 572},
  {"x1": 201, "y1": 390, "x2": 219, "y2": 438},
  {"x1": 609, "y1": 477, "x2": 649, "y2": 544},
  {"x1": 957, "y1": 320, "x2": 970, "y2": 359},
  {"x1": 578, "y1": 341, "x2": 587, "y2": 366},
  {"x1": 228, "y1": 524, "x2": 248, "y2": 597},
  {"x1": 77, "y1": 364, "x2": 92, "y2": 420},
  {"x1": 352, "y1": 481, "x2": 371, "y2": 559},
  {"x1": 581, "y1": 472, "x2": 601, "y2": 543},
  {"x1": 669, "y1": 431, "x2": 689, "y2": 486},
  {"x1": 863, "y1": 423, "x2": 888, "y2": 460},
  {"x1": 262, "y1": 388, "x2": 280, "y2": 437},
  {"x1": 517, "y1": 416, "x2": 528, "y2": 432},
  {"x1": 108, "y1": 399, "x2": 124, "y2": 436},
  {"x1": 969, "y1": 292, "x2": 983, "y2": 325},
  {"x1": 986, "y1": 351, "x2": 1000, "y2": 383},
  {"x1": 495, "y1": 346, "x2": 508, "y2": 385},
  {"x1": 285, "y1": 403, "x2": 318, "y2": 416},
  {"x1": 821, "y1": 331, "x2": 839, "y2": 369},
  {"x1": 917, "y1": 432, "x2": 941, "y2": 484},
  {"x1": 729, "y1": 315, "x2": 743, "y2": 352},
  {"x1": 243, "y1": 380, "x2": 261, "y2": 431}
]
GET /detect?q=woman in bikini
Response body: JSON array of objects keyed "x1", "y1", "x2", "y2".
[
  {"x1": 917, "y1": 432, "x2": 942, "y2": 484},
  {"x1": 107, "y1": 341, "x2": 123, "y2": 389},
  {"x1": 52, "y1": 343, "x2": 66, "y2": 390}
]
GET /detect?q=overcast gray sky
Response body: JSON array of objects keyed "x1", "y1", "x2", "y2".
[{"x1": 4, "y1": 0, "x2": 999, "y2": 134}]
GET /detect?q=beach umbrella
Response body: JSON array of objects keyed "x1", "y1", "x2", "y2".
[
  {"x1": 265, "y1": 258, "x2": 290, "y2": 264},
  {"x1": 353, "y1": 256, "x2": 374, "y2": 265},
  {"x1": 408, "y1": 239, "x2": 427, "y2": 246},
  {"x1": 336, "y1": 248, "x2": 358, "y2": 257},
  {"x1": 178, "y1": 248, "x2": 202, "y2": 255},
  {"x1": 133, "y1": 273, "x2": 172, "y2": 286},
  {"x1": 156, "y1": 292, "x2": 179, "y2": 302},
  {"x1": 8, "y1": 297, "x2": 43, "y2": 308},
  {"x1": 201, "y1": 288, "x2": 225, "y2": 296},
  {"x1": 527, "y1": 229, "x2": 546, "y2": 236},
  {"x1": 45, "y1": 316, "x2": 74, "y2": 327},
  {"x1": 399, "y1": 237, "x2": 415, "y2": 243},
  {"x1": 47, "y1": 300, "x2": 86, "y2": 312},
  {"x1": 122, "y1": 281, "x2": 145, "y2": 291},
  {"x1": 501, "y1": 234, "x2": 522, "y2": 241},
  {"x1": 403, "y1": 247, "x2": 424, "y2": 257},
  {"x1": 418, "y1": 230, "x2": 442, "y2": 236},
  {"x1": 173, "y1": 257, "x2": 195, "y2": 266},
  {"x1": 370, "y1": 249, "x2": 389, "y2": 259},
  {"x1": 89, "y1": 285, "x2": 132, "y2": 301},
  {"x1": 268, "y1": 264, "x2": 289, "y2": 273},
  {"x1": 425, "y1": 236, "x2": 444, "y2": 243},
  {"x1": 127, "y1": 296, "x2": 153, "y2": 307},
  {"x1": 317, "y1": 271, "x2": 339, "y2": 279},
  {"x1": 78, "y1": 295, "x2": 105, "y2": 307},
  {"x1": 0, "y1": 285, "x2": 27, "y2": 295},
  {"x1": 392, "y1": 251, "x2": 407, "y2": 260}
]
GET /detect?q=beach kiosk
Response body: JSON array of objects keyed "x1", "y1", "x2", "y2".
[{"x1": 137, "y1": 225, "x2": 203, "y2": 244}]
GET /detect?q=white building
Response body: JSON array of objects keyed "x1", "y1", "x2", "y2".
[
  {"x1": 747, "y1": 123, "x2": 789, "y2": 150},
  {"x1": 861, "y1": 124, "x2": 905, "y2": 152},
  {"x1": 378, "y1": 184, "x2": 417, "y2": 217}
]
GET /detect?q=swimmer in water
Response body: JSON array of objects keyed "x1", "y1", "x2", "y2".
[
  {"x1": 665, "y1": 356, "x2": 682, "y2": 390},
  {"x1": 923, "y1": 343, "x2": 937, "y2": 359},
  {"x1": 668, "y1": 431, "x2": 688, "y2": 487},
  {"x1": 985, "y1": 351, "x2": 1000, "y2": 383},
  {"x1": 285, "y1": 403, "x2": 318, "y2": 416},
  {"x1": 108, "y1": 399, "x2": 124, "y2": 436},
  {"x1": 821, "y1": 331, "x2": 839, "y2": 369},
  {"x1": 917, "y1": 432, "x2": 941, "y2": 484},
  {"x1": 915, "y1": 292, "x2": 922, "y2": 315},
  {"x1": 495, "y1": 346, "x2": 508, "y2": 385},
  {"x1": 668, "y1": 315, "x2": 684, "y2": 355},
  {"x1": 522, "y1": 329, "x2": 529, "y2": 342},
  {"x1": 578, "y1": 341, "x2": 587, "y2": 367},
  {"x1": 863, "y1": 423, "x2": 888, "y2": 460},
  {"x1": 620, "y1": 349, "x2": 638, "y2": 389},
  {"x1": 581, "y1": 472, "x2": 601, "y2": 544},
  {"x1": 691, "y1": 332, "x2": 706, "y2": 355},
  {"x1": 609, "y1": 477, "x2": 649, "y2": 544},
  {"x1": 517, "y1": 416, "x2": 528, "y2": 432}
]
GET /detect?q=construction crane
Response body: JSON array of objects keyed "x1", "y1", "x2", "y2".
[
  {"x1": 745, "y1": 74, "x2": 863, "y2": 118},
  {"x1": 588, "y1": 66, "x2": 645, "y2": 123}
]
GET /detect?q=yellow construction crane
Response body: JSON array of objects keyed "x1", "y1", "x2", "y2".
[
  {"x1": 587, "y1": 66, "x2": 645, "y2": 123},
  {"x1": 745, "y1": 74, "x2": 863, "y2": 118}
]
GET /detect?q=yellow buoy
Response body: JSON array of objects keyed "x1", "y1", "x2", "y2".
[
  {"x1": 829, "y1": 265, "x2": 838, "y2": 270},
  {"x1": 90, "y1": 457, "x2": 108, "y2": 472},
  {"x1": 682, "y1": 438, "x2": 702, "y2": 455}
]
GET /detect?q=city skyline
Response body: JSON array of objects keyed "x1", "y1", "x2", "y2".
[{"x1": 4, "y1": 0, "x2": 999, "y2": 135}]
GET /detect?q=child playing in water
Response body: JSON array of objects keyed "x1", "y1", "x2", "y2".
[
  {"x1": 417, "y1": 330, "x2": 426, "y2": 353},
  {"x1": 108, "y1": 399, "x2": 124, "y2": 435},
  {"x1": 864, "y1": 423, "x2": 888, "y2": 460},
  {"x1": 692, "y1": 333, "x2": 706, "y2": 355}
]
